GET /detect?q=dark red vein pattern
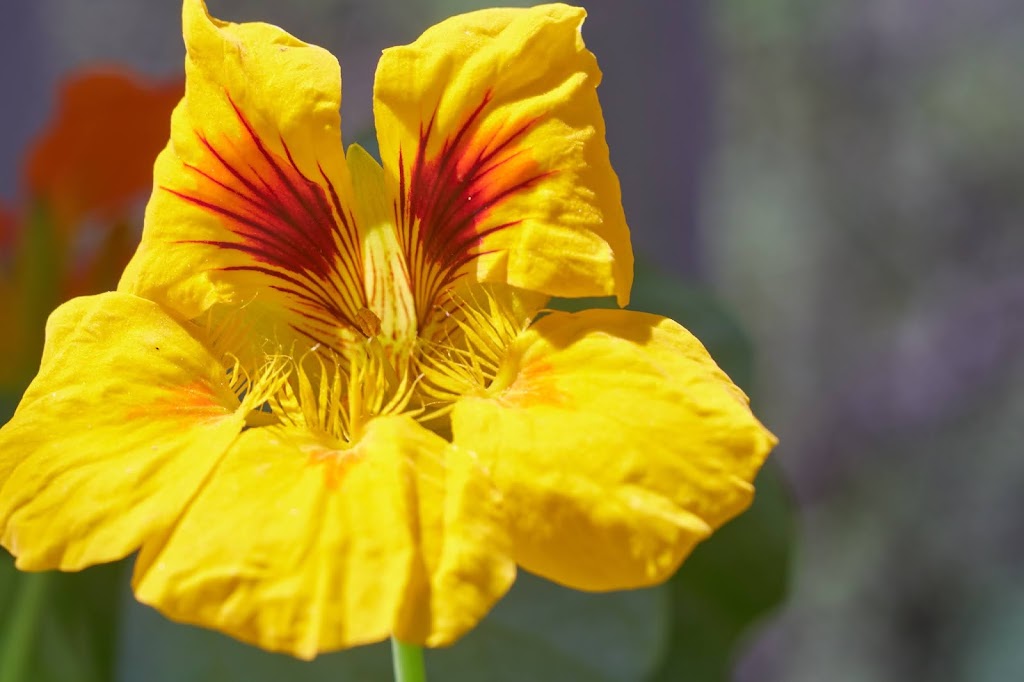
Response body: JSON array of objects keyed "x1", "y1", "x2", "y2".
[
  {"x1": 167, "y1": 96, "x2": 364, "y2": 349},
  {"x1": 395, "y1": 90, "x2": 552, "y2": 326}
]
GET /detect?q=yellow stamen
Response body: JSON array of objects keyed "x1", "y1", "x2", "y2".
[
  {"x1": 261, "y1": 342, "x2": 415, "y2": 446},
  {"x1": 416, "y1": 286, "x2": 532, "y2": 415}
]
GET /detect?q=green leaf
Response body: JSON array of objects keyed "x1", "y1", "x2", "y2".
[
  {"x1": 0, "y1": 391, "x2": 18, "y2": 425},
  {"x1": 117, "y1": 573, "x2": 668, "y2": 682},
  {"x1": 427, "y1": 574, "x2": 668, "y2": 681},
  {"x1": 650, "y1": 463, "x2": 792, "y2": 682}
]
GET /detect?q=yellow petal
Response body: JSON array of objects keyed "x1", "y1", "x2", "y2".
[
  {"x1": 0, "y1": 292, "x2": 246, "y2": 571},
  {"x1": 119, "y1": 0, "x2": 365, "y2": 353},
  {"x1": 347, "y1": 143, "x2": 416, "y2": 345},
  {"x1": 451, "y1": 309, "x2": 776, "y2": 591},
  {"x1": 133, "y1": 416, "x2": 515, "y2": 658},
  {"x1": 374, "y1": 3, "x2": 633, "y2": 324}
]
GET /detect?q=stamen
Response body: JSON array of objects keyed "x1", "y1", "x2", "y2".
[
  {"x1": 416, "y1": 285, "x2": 532, "y2": 409},
  {"x1": 262, "y1": 342, "x2": 415, "y2": 446}
]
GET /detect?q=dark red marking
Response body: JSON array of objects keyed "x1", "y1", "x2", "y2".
[
  {"x1": 168, "y1": 94, "x2": 364, "y2": 339},
  {"x1": 396, "y1": 90, "x2": 553, "y2": 325}
]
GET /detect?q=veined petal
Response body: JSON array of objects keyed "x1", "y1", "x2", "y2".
[
  {"x1": 450, "y1": 309, "x2": 776, "y2": 591},
  {"x1": 374, "y1": 4, "x2": 633, "y2": 325},
  {"x1": 347, "y1": 143, "x2": 416, "y2": 345},
  {"x1": 133, "y1": 416, "x2": 515, "y2": 658},
  {"x1": 0, "y1": 292, "x2": 247, "y2": 571},
  {"x1": 120, "y1": 0, "x2": 365, "y2": 353}
]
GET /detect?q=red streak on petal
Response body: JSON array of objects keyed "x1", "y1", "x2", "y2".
[
  {"x1": 169, "y1": 94, "x2": 363, "y2": 336},
  {"x1": 398, "y1": 91, "x2": 553, "y2": 324}
]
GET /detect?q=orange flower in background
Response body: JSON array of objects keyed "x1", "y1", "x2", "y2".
[
  {"x1": 25, "y1": 70, "x2": 184, "y2": 237},
  {"x1": 0, "y1": 204, "x2": 13, "y2": 255},
  {"x1": 0, "y1": 69, "x2": 182, "y2": 389},
  {"x1": 0, "y1": 204, "x2": 19, "y2": 384},
  {"x1": 0, "y1": 0, "x2": 776, "y2": 660}
]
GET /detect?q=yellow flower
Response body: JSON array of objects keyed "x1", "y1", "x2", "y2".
[{"x1": 0, "y1": 0, "x2": 775, "y2": 660}]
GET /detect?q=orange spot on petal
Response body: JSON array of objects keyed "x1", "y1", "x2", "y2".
[
  {"x1": 127, "y1": 380, "x2": 234, "y2": 422},
  {"x1": 307, "y1": 445, "x2": 362, "y2": 490},
  {"x1": 500, "y1": 360, "x2": 569, "y2": 408}
]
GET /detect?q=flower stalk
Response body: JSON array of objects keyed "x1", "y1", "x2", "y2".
[
  {"x1": 390, "y1": 637, "x2": 426, "y2": 682},
  {"x1": 0, "y1": 572, "x2": 50, "y2": 682}
]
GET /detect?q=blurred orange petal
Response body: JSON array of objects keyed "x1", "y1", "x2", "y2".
[
  {"x1": 0, "y1": 203, "x2": 24, "y2": 388},
  {"x1": 24, "y1": 69, "x2": 183, "y2": 231},
  {"x1": 0, "y1": 202, "x2": 15, "y2": 257}
]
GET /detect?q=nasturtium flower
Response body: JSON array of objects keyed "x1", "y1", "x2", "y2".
[{"x1": 0, "y1": 0, "x2": 776, "y2": 660}]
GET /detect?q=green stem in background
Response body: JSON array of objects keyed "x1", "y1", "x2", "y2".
[
  {"x1": 390, "y1": 637, "x2": 427, "y2": 682},
  {"x1": 0, "y1": 572, "x2": 51, "y2": 682}
]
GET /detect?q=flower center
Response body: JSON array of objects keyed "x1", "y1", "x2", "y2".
[
  {"x1": 262, "y1": 341, "x2": 416, "y2": 446},
  {"x1": 215, "y1": 284, "x2": 534, "y2": 448},
  {"x1": 416, "y1": 285, "x2": 534, "y2": 416}
]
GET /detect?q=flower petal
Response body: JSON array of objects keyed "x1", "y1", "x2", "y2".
[
  {"x1": 0, "y1": 292, "x2": 246, "y2": 571},
  {"x1": 120, "y1": 0, "x2": 365, "y2": 353},
  {"x1": 374, "y1": 4, "x2": 633, "y2": 324},
  {"x1": 347, "y1": 143, "x2": 416, "y2": 345},
  {"x1": 133, "y1": 416, "x2": 514, "y2": 658},
  {"x1": 25, "y1": 69, "x2": 182, "y2": 234},
  {"x1": 0, "y1": 201, "x2": 15, "y2": 256},
  {"x1": 0, "y1": 204, "x2": 24, "y2": 389},
  {"x1": 450, "y1": 309, "x2": 776, "y2": 591}
]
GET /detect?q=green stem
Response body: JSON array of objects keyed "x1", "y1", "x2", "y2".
[
  {"x1": 390, "y1": 637, "x2": 427, "y2": 682},
  {"x1": 0, "y1": 571, "x2": 51, "y2": 682}
]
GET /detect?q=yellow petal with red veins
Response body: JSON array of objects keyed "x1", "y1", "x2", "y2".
[
  {"x1": 0, "y1": 292, "x2": 247, "y2": 571},
  {"x1": 133, "y1": 416, "x2": 515, "y2": 658},
  {"x1": 374, "y1": 4, "x2": 633, "y2": 325},
  {"x1": 451, "y1": 309, "x2": 776, "y2": 591},
  {"x1": 120, "y1": 0, "x2": 364, "y2": 354}
]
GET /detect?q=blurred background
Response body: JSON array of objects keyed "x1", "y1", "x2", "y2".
[{"x1": 1, "y1": 0, "x2": 1022, "y2": 680}]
